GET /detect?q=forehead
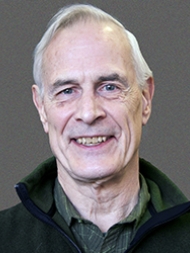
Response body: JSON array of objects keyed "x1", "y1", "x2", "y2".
[
  {"x1": 42, "y1": 21, "x2": 134, "y2": 84},
  {"x1": 50, "y1": 19, "x2": 129, "y2": 44}
]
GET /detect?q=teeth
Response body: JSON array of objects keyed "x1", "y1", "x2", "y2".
[{"x1": 76, "y1": 136, "x2": 107, "y2": 145}]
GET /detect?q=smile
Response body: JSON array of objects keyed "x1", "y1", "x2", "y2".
[{"x1": 75, "y1": 136, "x2": 108, "y2": 146}]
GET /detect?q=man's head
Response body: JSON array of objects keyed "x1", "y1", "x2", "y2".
[{"x1": 32, "y1": 4, "x2": 154, "y2": 183}]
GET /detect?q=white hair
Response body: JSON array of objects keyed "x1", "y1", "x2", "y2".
[{"x1": 33, "y1": 4, "x2": 153, "y2": 95}]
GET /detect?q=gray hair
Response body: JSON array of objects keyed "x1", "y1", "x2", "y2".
[{"x1": 33, "y1": 4, "x2": 153, "y2": 95}]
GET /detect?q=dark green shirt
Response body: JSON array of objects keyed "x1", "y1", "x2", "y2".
[{"x1": 54, "y1": 175, "x2": 150, "y2": 253}]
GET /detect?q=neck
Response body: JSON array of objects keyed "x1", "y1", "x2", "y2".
[{"x1": 58, "y1": 162, "x2": 140, "y2": 232}]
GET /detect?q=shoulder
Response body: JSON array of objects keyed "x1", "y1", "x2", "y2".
[
  {"x1": 0, "y1": 204, "x2": 49, "y2": 252},
  {"x1": 136, "y1": 212, "x2": 190, "y2": 252},
  {"x1": 0, "y1": 203, "x2": 76, "y2": 253},
  {"x1": 0, "y1": 203, "x2": 38, "y2": 238},
  {"x1": 0, "y1": 203, "x2": 29, "y2": 224}
]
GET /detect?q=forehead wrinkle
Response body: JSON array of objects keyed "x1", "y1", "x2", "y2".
[{"x1": 44, "y1": 20, "x2": 130, "y2": 58}]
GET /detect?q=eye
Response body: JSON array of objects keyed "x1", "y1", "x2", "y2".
[
  {"x1": 104, "y1": 84, "x2": 117, "y2": 91},
  {"x1": 101, "y1": 83, "x2": 120, "y2": 93},
  {"x1": 54, "y1": 86, "x2": 81, "y2": 102},
  {"x1": 61, "y1": 88, "x2": 73, "y2": 94},
  {"x1": 98, "y1": 82, "x2": 125, "y2": 100}
]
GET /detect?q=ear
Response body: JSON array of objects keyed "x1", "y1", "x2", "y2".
[
  {"x1": 32, "y1": 84, "x2": 49, "y2": 133},
  {"x1": 142, "y1": 77, "x2": 155, "y2": 125}
]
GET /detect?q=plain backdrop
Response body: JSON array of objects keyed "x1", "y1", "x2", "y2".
[{"x1": 1, "y1": 0, "x2": 190, "y2": 210}]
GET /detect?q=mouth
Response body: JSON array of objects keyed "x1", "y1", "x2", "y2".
[{"x1": 74, "y1": 136, "x2": 110, "y2": 146}]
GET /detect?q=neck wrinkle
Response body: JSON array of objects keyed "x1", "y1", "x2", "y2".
[{"x1": 57, "y1": 162, "x2": 140, "y2": 232}]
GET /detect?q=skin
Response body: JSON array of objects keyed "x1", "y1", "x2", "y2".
[{"x1": 32, "y1": 20, "x2": 154, "y2": 232}]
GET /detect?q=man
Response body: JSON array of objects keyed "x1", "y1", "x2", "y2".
[{"x1": 1, "y1": 4, "x2": 190, "y2": 253}]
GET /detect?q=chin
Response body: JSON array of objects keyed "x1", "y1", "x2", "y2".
[{"x1": 71, "y1": 165, "x2": 120, "y2": 183}]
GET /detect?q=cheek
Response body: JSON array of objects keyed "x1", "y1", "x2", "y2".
[
  {"x1": 46, "y1": 102, "x2": 76, "y2": 137},
  {"x1": 45, "y1": 107, "x2": 65, "y2": 132},
  {"x1": 113, "y1": 94, "x2": 143, "y2": 141},
  {"x1": 123, "y1": 89, "x2": 142, "y2": 119}
]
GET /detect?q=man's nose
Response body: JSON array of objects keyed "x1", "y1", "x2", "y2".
[{"x1": 74, "y1": 91, "x2": 106, "y2": 124}]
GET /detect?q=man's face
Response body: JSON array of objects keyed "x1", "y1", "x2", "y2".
[{"x1": 33, "y1": 21, "x2": 153, "y2": 182}]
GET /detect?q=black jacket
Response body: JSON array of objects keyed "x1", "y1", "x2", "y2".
[{"x1": 1, "y1": 157, "x2": 190, "y2": 252}]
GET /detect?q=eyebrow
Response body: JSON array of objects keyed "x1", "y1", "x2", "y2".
[
  {"x1": 97, "y1": 73, "x2": 129, "y2": 87},
  {"x1": 49, "y1": 78, "x2": 77, "y2": 95}
]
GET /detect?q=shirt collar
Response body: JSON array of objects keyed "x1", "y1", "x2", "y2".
[{"x1": 54, "y1": 178, "x2": 81, "y2": 226}]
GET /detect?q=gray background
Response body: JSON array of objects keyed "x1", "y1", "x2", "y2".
[{"x1": 0, "y1": 0, "x2": 190, "y2": 210}]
